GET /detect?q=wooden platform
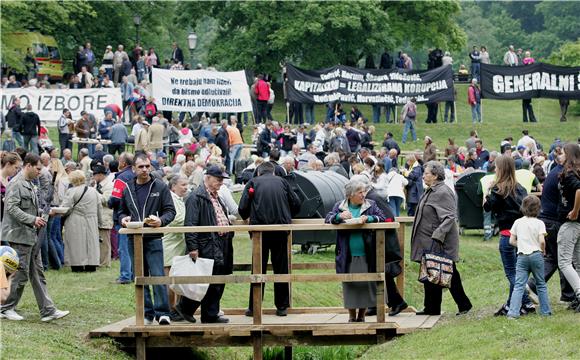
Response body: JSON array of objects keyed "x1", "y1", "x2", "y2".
[{"x1": 90, "y1": 309, "x2": 440, "y2": 348}]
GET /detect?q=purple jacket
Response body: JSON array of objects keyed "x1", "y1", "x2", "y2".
[{"x1": 325, "y1": 199, "x2": 385, "y2": 273}]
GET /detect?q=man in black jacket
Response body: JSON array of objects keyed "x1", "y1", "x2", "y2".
[
  {"x1": 6, "y1": 97, "x2": 23, "y2": 147},
  {"x1": 239, "y1": 162, "x2": 301, "y2": 316},
  {"x1": 21, "y1": 104, "x2": 41, "y2": 154},
  {"x1": 120, "y1": 153, "x2": 176, "y2": 325},
  {"x1": 175, "y1": 165, "x2": 233, "y2": 324}
]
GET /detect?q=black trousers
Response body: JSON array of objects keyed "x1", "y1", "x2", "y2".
[
  {"x1": 528, "y1": 217, "x2": 575, "y2": 301},
  {"x1": 426, "y1": 103, "x2": 438, "y2": 123},
  {"x1": 423, "y1": 262, "x2": 471, "y2": 315},
  {"x1": 179, "y1": 263, "x2": 228, "y2": 322},
  {"x1": 179, "y1": 283, "x2": 225, "y2": 322},
  {"x1": 385, "y1": 274, "x2": 404, "y2": 308},
  {"x1": 59, "y1": 133, "x2": 71, "y2": 152},
  {"x1": 256, "y1": 100, "x2": 268, "y2": 124},
  {"x1": 109, "y1": 144, "x2": 125, "y2": 156},
  {"x1": 248, "y1": 231, "x2": 290, "y2": 310},
  {"x1": 522, "y1": 99, "x2": 537, "y2": 122}
]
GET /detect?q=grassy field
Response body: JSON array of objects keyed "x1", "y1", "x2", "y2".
[
  {"x1": 2, "y1": 228, "x2": 580, "y2": 359},
  {"x1": 1, "y1": 88, "x2": 579, "y2": 359}
]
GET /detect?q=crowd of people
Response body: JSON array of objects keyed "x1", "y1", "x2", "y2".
[
  {"x1": 1, "y1": 96, "x2": 578, "y2": 324},
  {"x1": 1, "y1": 40, "x2": 578, "y2": 325}
]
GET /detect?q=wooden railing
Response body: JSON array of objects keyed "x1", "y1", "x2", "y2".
[{"x1": 120, "y1": 221, "x2": 403, "y2": 328}]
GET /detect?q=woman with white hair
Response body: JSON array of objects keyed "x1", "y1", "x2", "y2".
[
  {"x1": 58, "y1": 170, "x2": 102, "y2": 272},
  {"x1": 325, "y1": 177, "x2": 386, "y2": 322}
]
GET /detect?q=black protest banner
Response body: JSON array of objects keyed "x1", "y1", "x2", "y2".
[
  {"x1": 285, "y1": 64, "x2": 454, "y2": 105},
  {"x1": 480, "y1": 63, "x2": 580, "y2": 100}
]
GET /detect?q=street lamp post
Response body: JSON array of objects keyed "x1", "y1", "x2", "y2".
[
  {"x1": 187, "y1": 32, "x2": 198, "y2": 68},
  {"x1": 133, "y1": 14, "x2": 141, "y2": 45}
]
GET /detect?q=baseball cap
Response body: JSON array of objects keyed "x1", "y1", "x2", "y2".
[
  {"x1": 205, "y1": 165, "x2": 229, "y2": 179},
  {"x1": 157, "y1": 151, "x2": 167, "y2": 158},
  {"x1": 517, "y1": 145, "x2": 526, "y2": 151}
]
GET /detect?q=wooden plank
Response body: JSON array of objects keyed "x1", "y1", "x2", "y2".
[
  {"x1": 233, "y1": 262, "x2": 335, "y2": 271},
  {"x1": 134, "y1": 234, "x2": 145, "y2": 327},
  {"x1": 135, "y1": 273, "x2": 385, "y2": 285},
  {"x1": 252, "y1": 232, "x2": 262, "y2": 326},
  {"x1": 376, "y1": 230, "x2": 386, "y2": 323},
  {"x1": 119, "y1": 222, "x2": 399, "y2": 235},
  {"x1": 395, "y1": 216, "x2": 414, "y2": 223},
  {"x1": 287, "y1": 231, "x2": 293, "y2": 309},
  {"x1": 396, "y1": 221, "x2": 406, "y2": 298},
  {"x1": 420, "y1": 314, "x2": 441, "y2": 329}
]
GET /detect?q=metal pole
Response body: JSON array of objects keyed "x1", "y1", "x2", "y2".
[{"x1": 453, "y1": 101, "x2": 457, "y2": 124}]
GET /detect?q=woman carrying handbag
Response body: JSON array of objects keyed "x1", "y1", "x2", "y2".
[{"x1": 410, "y1": 161, "x2": 472, "y2": 316}]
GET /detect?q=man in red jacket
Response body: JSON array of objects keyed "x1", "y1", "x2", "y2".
[
  {"x1": 254, "y1": 74, "x2": 270, "y2": 123},
  {"x1": 467, "y1": 79, "x2": 481, "y2": 124}
]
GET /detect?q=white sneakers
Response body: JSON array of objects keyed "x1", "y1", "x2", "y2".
[
  {"x1": 158, "y1": 315, "x2": 171, "y2": 325},
  {"x1": 40, "y1": 309, "x2": 70, "y2": 322},
  {"x1": 1, "y1": 309, "x2": 24, "y2": 321},
  {"x1": 144, "y1": 315, "x2": 171, "y2": 325}
]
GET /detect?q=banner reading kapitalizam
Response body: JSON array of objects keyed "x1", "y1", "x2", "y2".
[
  {"x1": 286, "y1": 64, "x2": 454, "y2": 104},
  {"x1": 1, "y1": 87, "x2": 122, "y2": 123},
  {"x1": 152, "y1": 68, "x2": 252, "y2": 112},
  {"x1": 480, "y1": 63, "x2": 580, "y2": 100}
]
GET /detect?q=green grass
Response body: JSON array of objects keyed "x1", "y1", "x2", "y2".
[{"x1": 3, "y1": 229, "x2": 580, "y2": 359}]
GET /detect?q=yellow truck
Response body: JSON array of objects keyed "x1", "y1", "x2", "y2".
[{"x1": 3, "y1": 32, "x2": 64, "y2": 82}]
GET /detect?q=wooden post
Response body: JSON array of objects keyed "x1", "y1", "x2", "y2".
[
  {"x1": 396, "y1": 224, "x2": 405, "y2": 298},
  {"x1": 253, "y1": 333, "x2": 263, "y2": 360},
  {"x1": 134, "y1": 234, "x2": 145, "y2": 326},
  {"x1": 252, "y1": 231, "x2": 262, "y2": 325},
  {"x1": 376, "y1": 230, "x2": 386, "y2": 323},
  {"x1": 136, "y1": 336, "x2": 146, "y2": 360},
  {"x1": 287, "y1": 231, "x2": 293, "y2": 308},
  {"x1": 284, "y1": 346, "x2": 293, "y2": 360}
]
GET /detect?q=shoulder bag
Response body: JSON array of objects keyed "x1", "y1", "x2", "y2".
[
  {"x1": 418, "y1": 240, "x2": 454, "y2": 288},
  {"x1": 62, "y1": 186, "x2": 88, "y2": 224}
]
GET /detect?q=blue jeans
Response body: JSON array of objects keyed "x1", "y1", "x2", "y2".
[
  {"x1": 507, "y1": 252, "x2": 552, "y2": 317},
  {"x1": 470, "y1": 63, "x2": 480, "y2": 81},
  {"x1": 499, "y1": 235, "x2": 531, "y2": 308},
  {"x1": 48, "y1": 216, "x2": 64, "y2": 264},
  {"x1": 128, "y1": 237, "x2": 170, "y2": 320},
  {"x1": 23, "y1": 135, "x2": 39, "y2": 154},
  {"x1": 372, "y1": 105, "x2": 381, "y2": 123},
  {"x1": 401, "y1": 119, "x2": 416, "y2": 144},
  {"x1": 385, "y1": 104, "x2": 395, "y2": 123},
  {"x1": 229, "y1": 144, "x2": 243, "y2": 174},
  {"x1": 11, "y1": 130, "x2": 24, "y2": 147},
  {"x1": 116, "y1": 224, "x2": 133, "y2": 282},
  {"x1": 388, "y1": 196, "x2": 403, "y2": 217},
  {"x1": 471, "y1": 103, "x2": 481, "y2": 123},
  {"x1": 304, "y1": 104, "x2": 315, "y2": 124}
]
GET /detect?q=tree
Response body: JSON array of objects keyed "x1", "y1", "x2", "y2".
[{"x1": 176, "y1": 0, "x2": 466, "y2": 75}]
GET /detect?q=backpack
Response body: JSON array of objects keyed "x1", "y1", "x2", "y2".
[
  {"x1": 145, "y1": 103, "x2": 156, "y2": 118},
  {"x1": 407, "y1": 104, "x2": 416, "y2": 118}
]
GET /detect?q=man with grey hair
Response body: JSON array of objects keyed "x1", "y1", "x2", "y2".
[
  {"x1": 280, "y1": 156, "x2": 296, "y2": 177},
  {"x1": 324, "y1": 153, "x2": 348, "y2": 178},
  {"x1": 423, "y1": 160, "x2": 447, "y2": 184},
  {"x1": 78, "y1": 148, "x2": 92, "y2": 175}
]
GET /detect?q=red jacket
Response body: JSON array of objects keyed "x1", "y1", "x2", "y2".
[
  {"x1": 467, "y1": 85, "x2": 480, "y2": 105},
  {"x1": 255, "y1": 79, "x2": 270, "y2": 101}
]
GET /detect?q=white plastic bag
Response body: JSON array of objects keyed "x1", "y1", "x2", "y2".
[{"x1": 169, "y1": 255, "x2": 214, "y2": 301}]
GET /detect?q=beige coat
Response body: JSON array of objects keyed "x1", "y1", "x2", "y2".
[
  {"x1": 135, "y1": 127, "x2": 149, "y2": 152},
  {"x1": 148, "y1": 123, "x2": 165, "y2": 151},
  {"x1": 96, "y1": 176, "x2": 114, "y2": 229},
  {"x1": 62, "y1": 185, "x2": 102, "y2": 266}
]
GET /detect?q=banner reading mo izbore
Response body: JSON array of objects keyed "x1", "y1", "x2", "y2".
[
  {"x1": 286, "y1": 64, "x2": 454, "y2": 105},
  {"x1": 480, "y1": 63, "x2": 580, "y2": 100}
]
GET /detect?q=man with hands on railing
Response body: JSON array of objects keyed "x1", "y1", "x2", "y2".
[
  {"x1": 173, "y1": 165, "x2": 234, "y2": 324},
  {"x1": 119, "y1": 153, "x2": 176, "y2": 326}
]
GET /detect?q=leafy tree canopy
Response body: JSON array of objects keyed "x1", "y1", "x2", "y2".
[{"x1": 176, "y1": 0, "x2": 466, "y2": 75}]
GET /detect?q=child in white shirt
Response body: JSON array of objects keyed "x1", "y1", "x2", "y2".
[{"x1": 507, "y1": 195, "x2": 552, "y2": 318}]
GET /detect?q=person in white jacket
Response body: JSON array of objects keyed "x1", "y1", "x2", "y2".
[{"x1": 385, "y1": 167, "x2": 408, "y2": 217}]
